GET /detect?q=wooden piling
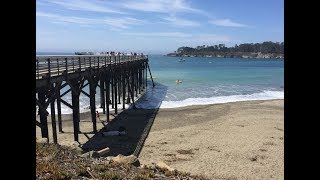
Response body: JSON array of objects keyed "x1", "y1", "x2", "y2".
[
  {"x1": 70, "y1": 80, "x2": 80, "y2": 142},
  {"x1": 100, "y1": 80, "x2": 106, "y2": 114},
  {"x1": 89, "y1": 78, "x2": 97, "y2": 133},
  {"x1": 111, "y1": 75, "x2": 114, "y2": 109},
  {"x1": 38, "y1": 88, "x2": 49, "y2": 140},
  {"x1": 122, "y1": 71, "x2": 126, "y2": 110},
  {"x1": 56, "y1": 90, "x2": 63, "y2": 133},
  {"x1": 114, "y1": 72, "x2": 118, "y2": 114},
  {"x1": 106, "y1": 77, "x2": 110, "y2": 122},
  {"x1": 50, "y1": 90, "x2": 58, "y2": 144}
]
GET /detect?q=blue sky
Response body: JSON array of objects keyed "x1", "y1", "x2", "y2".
[{"x1": 36, "y1": 0, "x2": 284, "y2": 54}]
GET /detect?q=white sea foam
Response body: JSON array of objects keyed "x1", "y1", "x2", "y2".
[
  {"x1": 42, "y1": 90, "x2": 283, "y2": 114},
  {"x1": 159, "y1": 90, "x2": 283, "y2": 108}
]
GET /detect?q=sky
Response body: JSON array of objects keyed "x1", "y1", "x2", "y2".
[{"x1": 36, "y1": 0, "x2": 284, "y2": 54}]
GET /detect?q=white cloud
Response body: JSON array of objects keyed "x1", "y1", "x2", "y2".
[
  {"x1": 182, "y1": 34, "x2": 231, "y2": 44},
  {"x1": 119, "y1": 32, "x2": 231, "y2": 53},
  {"x1": 122, "y1": 32, "x2": 191, "y2": 38},
  {"x1": 36, "y1": 12, "x2": 144, "y2": 29},
  {"x1": 209, "y1": 19, "x2": 248, "y2": 27},
  {"x1": 123, "y1": 0, "x2": 205, "y2": 14},
  {"x1": 161, "y1": 16, "x2": 200, "y2": 27},
  {"x1": 121, "y1": 32, "x2": 230, "y2": 43},
  {"x1": 46, "y1": 0, "x2": 125, "y2": 14}
]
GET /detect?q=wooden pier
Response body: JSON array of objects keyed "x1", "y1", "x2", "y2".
[{"x1": 36, "y1": 54, "x2": 154, "y2": 144}]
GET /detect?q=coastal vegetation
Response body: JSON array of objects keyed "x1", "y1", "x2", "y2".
[
  {"x1": 166, "y1": 41, "x2": 284, "y2": 58},
  {"x1": 36, "y1": 143, "x2": 208, "y2": 179}
]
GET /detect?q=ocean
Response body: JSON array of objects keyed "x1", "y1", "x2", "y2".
[{"x1": 37, "y1": 53, "x2": 284, "y2": 114}]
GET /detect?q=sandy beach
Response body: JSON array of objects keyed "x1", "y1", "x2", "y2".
[
  {"x1": 36, "y1": 99, "x2": 283, "y2": 179},
  {"x1": 139, "y1": 99, "x2": 284, "y2": 179}
]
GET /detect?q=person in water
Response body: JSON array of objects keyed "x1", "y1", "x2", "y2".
[{"x1": 176, "y1": 79, "x2": 182, "y2": 84}]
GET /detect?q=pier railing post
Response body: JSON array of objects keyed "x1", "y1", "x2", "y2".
[
  {"x1": 79, "y1": 57, "x2": 82, "y2": 72},
  {"x1": 65, "y1": 58, "x2": 68, "y2": 74},
  {"x1": 47, "y1": 58, "x2": 51, "y2": 78},
  {"x1": 98, "y1": 56, "x2": 100, "y2": 69},
  {"x1": 72, "y1": 57, "x2": 75, "y2": 72}
]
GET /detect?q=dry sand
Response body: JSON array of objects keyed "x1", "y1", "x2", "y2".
[
  {"x1": 139, "y1": 100, "x2": 284, "y2": 179},
  {"x1": 36, "y1": 99, "x2": 283, "y2": 179}
]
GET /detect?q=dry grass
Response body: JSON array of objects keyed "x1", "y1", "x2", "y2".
[{"x1": 36, "y1": 142, "x2": 209, "y2": 179}]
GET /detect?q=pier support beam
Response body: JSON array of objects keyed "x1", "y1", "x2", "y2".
[
  {"x1": 145, "y1": 63, "x2": 148, "y2": 88},
  {"x1": 89, "y1": 77, "x2": 97, "y2": 133},
  {"x1": 111, "y1": 76, "x2": 114, "y2": 109},
  {"x1": 147, "y1": 62, "x2": 155, "y2": 87},
  {"x1": 106, "y1": 77, "x2": 110, "y2": 122},
  {"x1": 122, "y1": 72, "x2": 126, "y2": 110},
  {"x1": 38, "y1": 88, "x2": 49, "y2": 140},
  {"x1": 114, "y1": 73, "x2": 118, "y2": 114},
  {"x1": 50, "y1": 86, "x2": 58, "y2": 144},
  {"x1": 69, "y1": 80, "x2": 81, "y2": 142},
  {"x1": 118, "y1": 74, "x2": 121, "y2": 104},
  {"x1": 56, "y1": 90, "x2": 63, "y2": 133},
  {"x1": 100, "y1": 80, "x2": 106, "y2": 114}
]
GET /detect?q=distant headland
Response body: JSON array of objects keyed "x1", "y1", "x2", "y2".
[{"x1": 166, "y1": 41, "x2": 284, "y2": 59}]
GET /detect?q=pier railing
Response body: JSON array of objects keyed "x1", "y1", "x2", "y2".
[{"x1": 36, "y1": 54, "x2": 148, "y2": 79}]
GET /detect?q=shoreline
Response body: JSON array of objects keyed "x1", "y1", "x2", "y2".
[{"x1": 49, "y1": 97, "x2": 284, "y2": 116}]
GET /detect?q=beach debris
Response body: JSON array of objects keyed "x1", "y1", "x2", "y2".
[
  {"x1": 111, "y1": 154, "x2": 140, "y2": 167},
  {"x1": 156, "y1": 161, "x2": 176, "y2": 172},
  {"x1": 97, "y1": 147, "x2": 110, "y2": 156},
  {"x1": 81, "y1": 147, "x2": 110, "y2": 158}
]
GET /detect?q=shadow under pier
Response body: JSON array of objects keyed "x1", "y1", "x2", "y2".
[{"x1": 81, "y1": 108, "x2": 159, "y2": 157}]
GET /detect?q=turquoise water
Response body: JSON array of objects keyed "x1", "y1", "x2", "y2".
[
  {"x1": 37, "y1": 53, "x2": 284, "y2": 112},
  {"x1": 134, "y1": 55, "x2": 284, "y2": 108}
]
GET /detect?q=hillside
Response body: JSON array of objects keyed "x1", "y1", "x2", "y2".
[{"x1": 166, "y1": 41, "x2": 284, "y2": 59}]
